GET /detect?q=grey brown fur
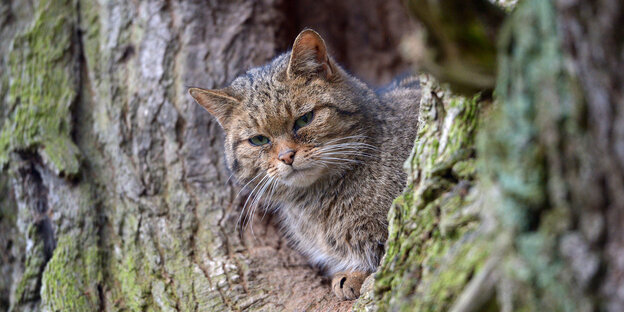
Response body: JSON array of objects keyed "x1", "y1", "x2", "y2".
[{"x1": 190, "y1": 29, "x2": 419, "y2": 300}]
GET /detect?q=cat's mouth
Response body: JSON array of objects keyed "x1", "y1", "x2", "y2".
[
  {"x1": 280, "y1": 166, "x2": 322, "y2": 187},
  {"x1": 285, "y1": 167, "x2": 314, "y2": 178}
]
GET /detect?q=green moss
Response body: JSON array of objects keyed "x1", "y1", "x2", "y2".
[
  {"x1": 452, "y1": 159, "x2": 476, "y2": 180},
  {"x1": 41, "y1": 235, "x2": 102, "y2": 311},
  {"x1": 421, "y1": 239, "x2": 491, "y2": 311},
  {"x1": 366, "y1": 76, "x2": 486, "y2": 311},
  {"x1": 78, "y1": 0, "x2": 101, "y2": 70},
  {"x1": 13, "y1": 224, "x2": 48, "y2": 306},
  {"x1": 0, "y1": 0, "x2": 80, "y2": 176},
  {"x1": 477, "y1": 0, "x2": 591, "y2": 310},
  {"x1": 117, "y1": 248, "x2": 150, "y2": 311},
  {"x1": 364, "y1": 0, "x2": 593, "y2": 310}
]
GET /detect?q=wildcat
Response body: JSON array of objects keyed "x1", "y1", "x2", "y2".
[{"x1": 189, "y1": 29, "x2": 419, "y2": 300}]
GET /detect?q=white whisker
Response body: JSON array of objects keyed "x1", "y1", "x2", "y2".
[
  {"x1": 322, "y1": 135, "x2": 370, "y2": 145},
  {"x1": 225, "y1": 171, "x2": 236, "y2": 185},
  {"x1": 318, "y1": 157, "x2": 363, "y2": 164},
  {"x1": 238, "y1": 174, "x2": 269, "y2": 232},
  {"x1": 320, "y1": 151, "x2": 375, "y2": 158},
  {"x1": 247, "y1": 175, "x2": 274, "y2": 240},
  {"x1": 234, "y1": 172, "x2": 263, "y2": 201},
  {"x1": 318, "y1": 144, "x2": 378, "y2": 152},
  {"x1": 312, "y1": 160, "x2": 331, "y2": 169},
  {"x1": 250, "y1": 176, "x2": 273, "y2": 221},
  {"x1": 312, "y1": 140, "x2": 379, "y2": 168},
  {"x1": 260, "y1": 178, "x2": 278, "y2": 222},
  {"x1": 317, "y1": 146, "x2": 378, "y2": 155}
]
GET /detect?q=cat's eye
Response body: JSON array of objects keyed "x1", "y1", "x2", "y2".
[
  {"x1": 249, "y1": 135, "x2": 270, "y2": 146},
  {"x1": 294, "y1": 111, "x2": 314, "y2": 131}
]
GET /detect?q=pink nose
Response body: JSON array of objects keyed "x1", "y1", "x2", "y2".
[{"x1": 278, "y1": 149, "x2": 296, "y2": 165}]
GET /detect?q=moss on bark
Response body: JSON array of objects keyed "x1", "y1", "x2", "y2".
[
  {"x1": 356, "y1": 76, "x2": 486, "y2": 311},
  {"x1": 41, "y1": 235, "x2": 102, "y2": 311},
  {"x1": 3, "y1": 0, "x2": 620, "y2": 310},
  {"x1": 481, "y1": 0, "x2": 595, "y2": 310},
  {"x1": 0, "y1": 0, "x2": 81, "y2": 176},
  {"x1": 12, "y1": 224, "x2": 48, "y2": 310},
  {"x1": 359, "y1": 0, "x2": 608, "y2": 311}
]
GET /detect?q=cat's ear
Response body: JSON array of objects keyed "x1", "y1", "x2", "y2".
[
  {"x1": 287, "y1": 29, "x2": 335, "y2": 80},
  {"x1": 189, "y1": 87, "x2": 239, "y2": 127}
]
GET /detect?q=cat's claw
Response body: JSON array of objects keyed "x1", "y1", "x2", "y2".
[{"x1": 331, "y1": 271, "x2": 367, "y2": 300}]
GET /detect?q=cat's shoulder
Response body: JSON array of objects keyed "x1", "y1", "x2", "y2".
[
  {"x1": 375, "y1": 73, "x2": 421, "y2": 116},
  {"x1": 376, "y1": 74, "x2": 420, "y2": 97}
]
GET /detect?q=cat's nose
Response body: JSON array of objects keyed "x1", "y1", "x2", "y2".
[{"x1": 278, "y1": 149, "x2": 296, "y2": 165}]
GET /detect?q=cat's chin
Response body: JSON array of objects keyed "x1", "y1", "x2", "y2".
[{"x1": 279, "y1": 168, "x2": 323, "y2": 188}]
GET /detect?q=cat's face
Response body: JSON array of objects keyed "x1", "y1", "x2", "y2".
[{"x1": 190, "y1": 30, "x2": 375, "y2": 188}]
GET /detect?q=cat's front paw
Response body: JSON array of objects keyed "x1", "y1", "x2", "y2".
[{"x1": 331, "y1": 271, "x2": 368, "y2": 300}]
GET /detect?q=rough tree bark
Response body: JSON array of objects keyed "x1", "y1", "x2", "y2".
[
  {"x1": 359, "y1": 0, "x2": 624, "y2": 311},
  {"x1": 0, "y1": 0, "x2": 415, "y2": 311},
  {"x1": 2, "y1": 0, "x2": 623, "y2": 311}
]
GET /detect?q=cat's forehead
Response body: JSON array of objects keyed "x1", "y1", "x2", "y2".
[
  {"x1": 230, "y1": 52, "x2": 334, "y2": 105},
  {"x1": 231, "y1": 54, "x2": 288, "y2": 95},
  {"x1": 225, "y1": 53, "x2": 339, "y2": 136}
]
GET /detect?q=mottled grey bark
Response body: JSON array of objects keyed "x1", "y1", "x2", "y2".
[
  {"x1": 0, "y1": 0, "x2": 415, "y2": 311},
  {"x1": 3, "y1": 0, "x2": 623, "y2": 311}
]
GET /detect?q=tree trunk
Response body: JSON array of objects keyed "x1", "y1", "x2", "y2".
[
  {"x1": 2, "y1": 0, "x2": 623, "y2": 311},
  {"x1": 360, "y1": 0, "x2": 624, "y2": 311},
  {"x1": 0, "y1": 0, "x2": 415, "y2": 311}
]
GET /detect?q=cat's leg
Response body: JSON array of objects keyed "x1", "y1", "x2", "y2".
[{"x1": 331, "y1": 271, "x2": 368, "y2": 300}]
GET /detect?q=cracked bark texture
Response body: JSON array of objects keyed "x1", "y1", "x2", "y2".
[
  {"x1": 0, "y1": 0, "x2": 416, "y2": 311},
  {"x1": 3, "y1": 0, "x2": 624, "y2": 311},
  {"x1": 357, "y1": 0, "x2": 624, "y2": 311}
]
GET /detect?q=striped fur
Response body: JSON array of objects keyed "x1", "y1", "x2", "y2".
[{"x1": 190, "y1": 29, "x2": 420, "y2": 298}]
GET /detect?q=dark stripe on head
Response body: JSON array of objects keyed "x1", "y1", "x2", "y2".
[
  {"x1": 231, "y1": 158, "x2": 240, "y2": 173},
  {"x1": 224, "y1": 106, "x2": 234, "y2": 120},
  {"x1": 317, "y1": 103, "x2": 358, "y2": 116},
  {"x1": 248, "y1": 113, "x2": 259, "y2": 127}
]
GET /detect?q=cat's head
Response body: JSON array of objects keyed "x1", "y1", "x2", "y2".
[{"x1": 189, "y1": 29, "x2": 378, "y2": 189}]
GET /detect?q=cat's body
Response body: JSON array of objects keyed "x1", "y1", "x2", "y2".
[
  {"x1": 190, "y1": 30, "x2": 419, "y2": 300},
  {"x1": 275, "y1": 74, "x2": 420, "y2": 275}
]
